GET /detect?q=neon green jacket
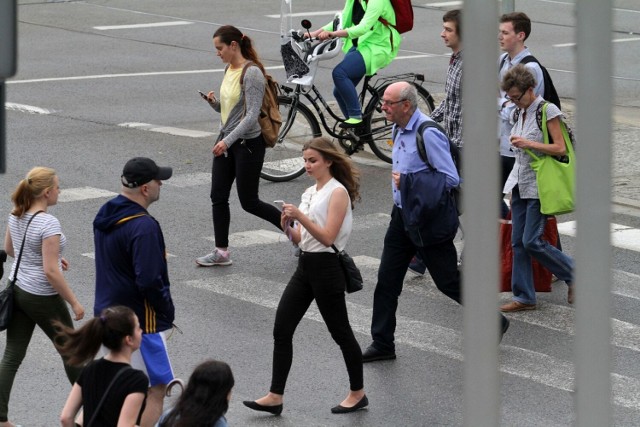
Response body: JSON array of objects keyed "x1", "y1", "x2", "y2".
[{"x1": 323, "y1": 0, "x2": 400, "y2": 76}]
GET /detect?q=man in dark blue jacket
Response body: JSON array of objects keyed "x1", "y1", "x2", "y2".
[{"x1": 93, "y1": 157, "x2": 175, "y2": 426}]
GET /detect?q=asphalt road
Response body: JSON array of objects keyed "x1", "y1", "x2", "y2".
[{"x1": 1, "y1": 0, "x2": 640, "y2": 425}]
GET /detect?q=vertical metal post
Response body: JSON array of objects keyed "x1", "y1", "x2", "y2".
[
  {"x1": 574, "y1": 1, "x2": 613, "y2": 426},
  {"x1": 0, "y1": 83, "x2": 5, "y2": 173},
  {"x1": 462, "y1": 1, "x2": 500, "y2": 426},
  {"x1": 501, "y1": 0, "x2": 515, "y2": 14}
]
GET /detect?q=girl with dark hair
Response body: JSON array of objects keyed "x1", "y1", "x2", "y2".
[
  {"x1": 57, "y1": 306, "x2": 148, "y2": 427},
  {"x1": 244, "y1": 138, "x2": 367, "y2": 415},
  {"x1": 196, "y1": 24, "x2": 282, "y2": 268},
  {"x1": 0, "y1": 167, "x2": 85, "y2": 427},
  {"x1": 157, "y1": 360, "x2": 234, "y2": 427}
]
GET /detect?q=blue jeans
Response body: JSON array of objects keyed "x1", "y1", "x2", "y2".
[
  {"x1": 332, "y1": 47, "x2": 366, "y2": 120},
  {"x1": 510, "y1": 186, "x2": 574, "y2": 304},
  {"x1": 371, "y1": 206, "x2": 462, "y2": 353}
]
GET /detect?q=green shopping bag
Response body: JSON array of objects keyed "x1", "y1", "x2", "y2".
[{"x1": 525, "y1": 103, "x2": 576, "y2": 215}]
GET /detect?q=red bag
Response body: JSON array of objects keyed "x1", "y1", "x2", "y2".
[{"x1": 499, "y1": 213, "x2": 558, "y2": 293}]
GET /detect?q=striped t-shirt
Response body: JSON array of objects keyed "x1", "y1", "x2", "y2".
[{"x1": 7, "y1": 212, "x2": 66, "y2": 296}]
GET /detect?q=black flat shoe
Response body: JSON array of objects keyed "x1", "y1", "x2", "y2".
[
  {"x1": 331, "y1": 395, "x2": 369, "y2": 414},
  {"x1": 243, "y1": 400, "x2": 283, "y2": 415},
  {"x1": 500, "y1": 315, "x2": 510, "y2": 343},
  {"x1": 362, "y1": 345, "x2": 396, "y2": 363}
]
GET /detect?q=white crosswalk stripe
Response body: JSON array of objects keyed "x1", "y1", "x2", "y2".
[{"x1": 185, "y1": 272, "x2": 640, "y2": 410}]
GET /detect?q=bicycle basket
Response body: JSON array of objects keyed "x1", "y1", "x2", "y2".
[{"x1": 281, "y1": 42, "x2": 310, "y2": 80}]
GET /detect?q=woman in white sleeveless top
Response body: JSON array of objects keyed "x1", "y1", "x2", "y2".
[{"x1": 244, "y1": 138, "x2": 368, "y2": 415}]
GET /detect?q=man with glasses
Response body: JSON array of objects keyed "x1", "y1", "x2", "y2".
[
  {"x1": 362, "y1": 82, "x2": 510, "y2": 362},
  {"x1": 93, "y1": 157, "x2": 177, "y2": 426}
]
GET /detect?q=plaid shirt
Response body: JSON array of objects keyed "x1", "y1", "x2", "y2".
[{"x1": 431, "y1": 50, "x2": 463, "y2": 148}]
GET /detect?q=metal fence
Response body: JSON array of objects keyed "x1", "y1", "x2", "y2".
[{"x1": 461, "y1": 1, "x2": 612, "y2": 426}]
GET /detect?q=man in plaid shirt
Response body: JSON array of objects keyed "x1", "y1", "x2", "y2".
[{"x1": 431, "y1": 9, "x2": 463, "y2": 149}]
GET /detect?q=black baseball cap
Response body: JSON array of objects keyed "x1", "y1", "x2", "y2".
[{"x1": 121, "y1": 157, "x2": 173, "y2": 188}]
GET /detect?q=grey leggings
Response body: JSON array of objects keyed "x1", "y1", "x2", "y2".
[{"x1": 0, "y1": 286, "x2": 80, "y2": 421}]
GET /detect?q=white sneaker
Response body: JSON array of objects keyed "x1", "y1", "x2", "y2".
[{"x1": 196, "y1": 249, "x2": 232, "y2": 266}]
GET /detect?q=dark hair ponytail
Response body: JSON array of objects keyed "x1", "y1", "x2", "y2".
[
  {"x1": 54, "y1": 306, "x2": 136, "y2": 366},
  {"x1": 213, "y1": 25, "x2": 265, "y2": 75}
]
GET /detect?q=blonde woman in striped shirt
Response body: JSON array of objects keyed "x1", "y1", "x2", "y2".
[{"x1": 0, "y1": 167, "x2": 84, "y2": 427}]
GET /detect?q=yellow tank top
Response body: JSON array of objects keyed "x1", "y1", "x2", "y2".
[{"x1": 220, "y1": 67, "x2": 242, "y2": 125}]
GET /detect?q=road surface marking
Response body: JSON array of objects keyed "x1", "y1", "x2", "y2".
[
  {"x1": 558, "y1": 221, "x2": 640, "y2": 252},
  {"x1": 94, "y1": 21, "x2": 192, "y2": 30},
  {"x1": 423, "y1": 1, "x2": 463, "y2": 7},
  {"x1": 165, "y1": 172, "x2": 212, "y2": 188},
  {"x1": 119, "y1": 122, "x2": 215, "y2": 138},
  {"x1": 5, "y1": 103, "x2": 53, "y2": 115},
  {"x1": 186, "y1": 274, "x2": 640, "y2": 409},
  {"x1": 554, "y1": 37, "x2": 640, "y2": 48},
  {"x1": 265, "y1": 10, "x2": 341, "y2": 18},
  {"x1": 58, "y1": 187, "x2": 117, "y2": 203}
]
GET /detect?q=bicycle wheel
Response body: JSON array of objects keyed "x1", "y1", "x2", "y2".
[
  {"x1": 363, "y1": 83, "x2": 435, "y2": 163},
  {"x1": 261, "y1": 95, "x2": 321, "y2": 182}
]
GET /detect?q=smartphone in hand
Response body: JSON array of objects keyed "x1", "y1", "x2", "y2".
[
  {"x1": 274, "y1": 200, "x2": 285, "y2": 210},
  {"x1": 198, "y1": 90, "x2": 214, "y2": 102}
]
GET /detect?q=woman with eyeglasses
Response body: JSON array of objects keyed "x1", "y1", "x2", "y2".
[{"x1": 499, "y1": 64, "x2": 574, "y2": 313}]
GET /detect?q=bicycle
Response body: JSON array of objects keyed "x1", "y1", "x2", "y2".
[{"x1": 261, "y1": 17, "x2": 435, "y2": 182}]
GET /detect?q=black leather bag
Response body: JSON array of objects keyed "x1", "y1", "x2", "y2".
[
  {"x1": 0, "y1": 211, "x2": 43, "y2": 331},
  {"x1": 0, "y1": 280, "x2": 14, "y2": 332},
  {"x1": 332, "y1": 245, "x2": 363, "y2": 294}
]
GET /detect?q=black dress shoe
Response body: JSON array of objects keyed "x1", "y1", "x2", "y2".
[
  {"x1": 362, "y1": 345, "x2": 396, "y2": 363},
  {"x1": 243, "y1": 400, "x2": 283, "y2": 415},
  {"x1": 500, "y1": 315, "x2": 510, "y2": 343},
  {"x1": 331, "y1": 395, "x2": 369, "y2": 414}
]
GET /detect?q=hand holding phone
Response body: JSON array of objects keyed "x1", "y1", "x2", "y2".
[
  {"x1": 274, "y1": 200, "x2": 285, "y2": 210},
  {"x1": 198, "y1": 90, "x2": 215, "y2": 103}
]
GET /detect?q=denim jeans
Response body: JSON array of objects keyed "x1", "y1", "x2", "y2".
[
  {"x1": 210, "y1": 134, "x2": 282, "y2": 248},
  {"x1": 371, "y1": 206, "x2": 462, "y2": 353},
  {"x1": 332, "y1": 47, "x2": 366, "y2": 120},
  {"x1": 510, "y1": 186, "x2": 574, "y2": 304},
  {"x1": 270, "y1": 252, "x2": 363, "y2": 394}
]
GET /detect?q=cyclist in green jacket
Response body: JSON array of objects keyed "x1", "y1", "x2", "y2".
[{"x1": 307, "y1": 0, "x2": 400, "y2": 127}]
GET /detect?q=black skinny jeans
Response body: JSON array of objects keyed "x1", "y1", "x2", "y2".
[
  {"x1": 270, "y1": 252, "x2": 363, "y2": 395},
  {"x1": 210, "y1": 134, "x2": 282, "y2": 247}
]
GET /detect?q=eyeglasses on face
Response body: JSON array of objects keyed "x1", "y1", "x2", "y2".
[
  {"x1": 505, "y1": 90, "x2": 528, "y2": 102},
  {"x1": 380, "y1": 98, "x2": 407, "y2": 106}
]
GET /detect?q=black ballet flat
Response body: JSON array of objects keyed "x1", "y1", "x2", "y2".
[
  {"x1": 243, "y1": 400, "x2": 283, "y2": 416},
  {"x1": 331, "y1": 395, "x2": 369, "y2": 414}
]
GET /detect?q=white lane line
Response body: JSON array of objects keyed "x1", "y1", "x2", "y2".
[
  {"x1": 5, "y1": 103, "x2": 53, "y2": 115},
  {"x1": 265, "y1": 10, "x2": 341, "y2": 19},
  {"x1": 613, "y1": 270, "x2": 640, "y2": 301},
  {"x1": 165, "y1": 172, "x2": 211, "y2": 188},
  {"x1": 58, "y1": 187, "x2": 117, "y2": 203},
  {"x1": 118, "y1": 122, "x2": 215, "y2": 138},
  {"x1": 558, "y1": 221, "x2": 640, "y2": 252},
  {"x1": 94, "y1": 21, "x2": 192, "y2": 30},
  {"x1": 423, "y1": 1, "x2": 463, "y2": 7},
  {"x1": 6, "y1": 66, "x2": 285, "y2": 85},
  {"x1": 554, "y1": 37, "x2": 640, "y2": 48},
  {"x1": 205, "y1": 229, "x2": 289, "y2": 247},
  {"x1": 186, "y1": 274, "x2": 640, "y2": 409}
]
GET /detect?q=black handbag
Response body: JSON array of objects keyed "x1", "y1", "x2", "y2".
[
  {"x1": 331, "y1": 245, "x2": 363, "y2": 294},
  {"x1": 0, "y1": 211, "x2": 43, "y2": 331}
]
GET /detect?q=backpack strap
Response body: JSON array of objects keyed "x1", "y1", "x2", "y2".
[{"x1": 416, "y1": 120, "x2": 448, "y2": 171}]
